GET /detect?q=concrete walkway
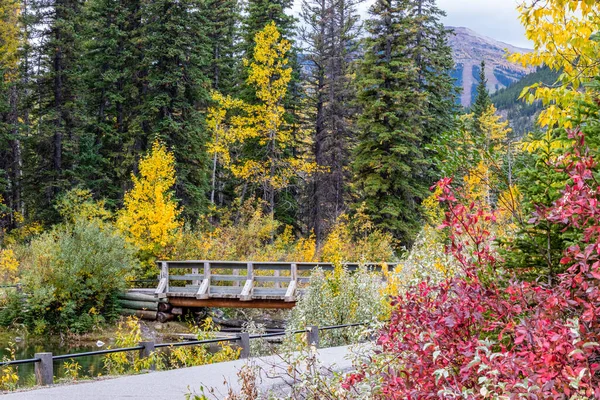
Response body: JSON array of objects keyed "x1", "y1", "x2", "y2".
[{"x1": 2, "y1": 345, "x2": 358, "y2": 399}]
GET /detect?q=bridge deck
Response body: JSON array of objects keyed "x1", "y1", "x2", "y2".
[{"x1": 154, "y1": 260, "x2": 394, "y2": 308}]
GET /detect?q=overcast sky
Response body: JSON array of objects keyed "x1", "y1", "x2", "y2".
[{"x1": 292, "y1": 0, "x2": 531, "y2": 48}]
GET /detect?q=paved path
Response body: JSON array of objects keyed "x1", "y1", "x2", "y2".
[{"x1": 2, "y1": 345, "x2": 359, "y2": 399}]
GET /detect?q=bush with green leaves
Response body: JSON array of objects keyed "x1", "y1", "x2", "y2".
[
  {"x1": 15, "y1": 218, "x2": 135, "y2": 333},
  {"x1": 286, "y1": 266, "x2": 386, "y2": 348}
]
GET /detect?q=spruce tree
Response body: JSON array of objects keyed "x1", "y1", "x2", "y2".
[
  {"x1": 26, "y1": 0, "x2": 85, "y2": 222},
  {"x1": 300, "y1": 0, "x2": 362, "y2": 241},
  {"x1": 472, "y1": 60, "x2": 491, "y2": 133},
  {"x1": 352, "y1": 0, "x2": 456, "y2": 245},
  {"x1": 134, "y1": 0, "x2": 212, "y2": 218},
  {"x1": 80, "y1": 0, "x2": 144, "y2": 207},
  {"x1": 0, "y1": 0, "x2": 21, "y2": 229}
]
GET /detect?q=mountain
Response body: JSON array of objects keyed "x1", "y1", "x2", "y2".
[
  {"x1": 491, "y1": 66, "x2": 561, "y2": 137},
  {"x1": 447, "y1": 27, "x2": 534, "y2": 107}
]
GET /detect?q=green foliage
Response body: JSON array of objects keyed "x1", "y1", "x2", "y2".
[
  {"x1": 286, "y1": 267, "x2": 386, "y2": 348},
  {"x1": 17, "y1": 218, "x2": 134, "y2": 333},
  {"x1": 352, "y1": 0, "x2": 456, "y2": 246},
  {"x1": 491, "y1": 66, "x2": 561, "y2": 137},
  {"x1": 471, "y1": 60, "x2": 491, "y2": 134},
  {"x1": 498, "y1": 131, "x2": 571, "y2": 282}
]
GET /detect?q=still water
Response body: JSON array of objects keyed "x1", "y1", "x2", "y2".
[{"x1": 0, "y1": 335, "x2": 108, "y2": 386}]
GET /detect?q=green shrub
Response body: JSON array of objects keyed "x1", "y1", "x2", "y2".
[
  {"x1": 20, "y1": 218, "x2": 135, "y2": 333},
  {"x1": 286, "y1": 266, "x2": 386, "y2": 348}
]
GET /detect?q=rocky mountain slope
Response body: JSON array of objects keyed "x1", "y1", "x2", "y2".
[{"x1": 448, "y1": 26, "x2": 534, "y2": 107}]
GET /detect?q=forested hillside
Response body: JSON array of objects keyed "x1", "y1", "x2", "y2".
[{"x1": 491, "y1": 66, "x2": 561, "y2": 136}]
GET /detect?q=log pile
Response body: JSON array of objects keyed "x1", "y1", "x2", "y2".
[{"x1": 118, "y1": 290, "x2": 178, "y2": 323}]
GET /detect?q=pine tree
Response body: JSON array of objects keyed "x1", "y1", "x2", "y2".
[
  {"x1": 352, "y1": 0, "x2": 456, "y2": 245},
  {"x1": 300, "y1": 0, "x2": 362, "y2": 241}
]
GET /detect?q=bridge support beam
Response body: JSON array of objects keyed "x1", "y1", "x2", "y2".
[{"x1": 168, "y1": 297, "x2": 295, "y2": 309}]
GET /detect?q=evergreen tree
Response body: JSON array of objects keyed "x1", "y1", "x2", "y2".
[
  {"x1": 300, "y1": 0, "x2": 363, "y2": 241},
  {"x1": 202, "y1": 0, "x2": 239, "y2": 94},
  {"x1": 0, "y1": 0, "x2": 21, "y2": 229},
  {"x1": 26, "y1": 0, "x2": 85, "y2": 222},
  {"x1": 352, "y1": 0, "x2": 456, "y2": 245},
  {"x1": 80, "y1": 0, "x2": 144, "y2": 207},
  {"x1": 134, "y1": 0, "x2": 212, "y2": 218},
  {"x1": 472, "y1": 60, "x2": 491, "y2": 133}
]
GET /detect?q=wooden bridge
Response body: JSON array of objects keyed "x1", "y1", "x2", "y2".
[{"x1": 154, "y1": 260, "x2": 394, "y2": 309}]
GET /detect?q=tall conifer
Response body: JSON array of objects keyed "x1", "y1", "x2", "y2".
[{"x1": 352, "y1": 0, "x2": 456, "y2": 245}]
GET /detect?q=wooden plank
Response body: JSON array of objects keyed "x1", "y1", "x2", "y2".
[
  {"x1": 240, "y1": 280, "x2": 253, "y2": 301},
  {"x1": 254, "y1": 276, "x2": 291, "y2": 283},
  {"x1": 209, "y1": 286, "x2": 243, "y2": 294},
  {"x1": 253, "y1": 288, "x2": 287, "y2": 296},
  {"x1": 285, "y1": 264, "x2": 297, "y2": 302},
  {"x1": 211, "y1": 274, "x2": 247, "y2": 282},
  {"x1": 162, "y1": 261, "x2": 169, "y2": 293},
  {"x1": 239, "y1": 261, "x2": 254, "y2": 301},
  {"x1": 195, "y1": 261, "x2": 211, "y2": 299},
  {"x1": 169, "y1": 274, "x2": 205, "y2": 281},
  {"x1": 233, "y1": 268, "x2": 240, "y2": 287},
  {"x1": 170, "y1": 286, "x2": 201, "y2": 293}
]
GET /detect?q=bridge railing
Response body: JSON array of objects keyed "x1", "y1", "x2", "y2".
[
  {"x1": 154, "y1": 260, "x2": 396, "y2": 302},
  {"x1": 0, "y1": 322, "x2": 377, "y2": 387}
]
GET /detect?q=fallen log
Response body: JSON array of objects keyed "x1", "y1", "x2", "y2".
[
  {"x1": 157, "y1": 312, "x2": 176, "y2": 323},
  {"x1": 118, "y1": 299, "x2": 158, "y2": 311},
  {"x1": 158, "y1": 302, "x2": 172, "y2": 313},
  {"x1": 118, "y1": 292, "x2": 159, "y2": 303},
  {"x1": 121, "y1": 308, "x2": 157, "y2": 320}
]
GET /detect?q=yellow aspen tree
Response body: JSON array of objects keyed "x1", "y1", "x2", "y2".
[
  {"x1": 0, "y1": 0, "x2": 19, "y2": 76},
  {"x1": 117, "y1": 141, "x2": 182, "y2": 260},
  {"x1": 208, "y1": 22, "x2": 316, "y2": 214},
  {"x1": 510, "y1": 0, "x2": 600, "y2": 129}
]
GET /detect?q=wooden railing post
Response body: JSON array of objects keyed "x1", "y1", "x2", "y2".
[
  {"x1": 197, "y1": 261, "x2": 210, "y2": 299},
  {"x1": 285, "y1": 263, "x2": 297, "y2": 302},
  {"x1": 155, "y1": 262, "x2": 169, "y2": 298},
  {"x1": 139, "y1": 341, "x2": 156, "y2": 370},
  {"x1": 306, "y1": 325, "x2": 319, "y2": 348},
  {"x1": 237, "y1": 333, "x2": 250, "y2": 358},
  {"x1": 240, "y1": 262, "x2": 254, "y2": 301},
  {"x1": 34, "y1": 352, "x2": 53, "y2": 386},
  {"x1": 191, "y1": 265, "x2": 199, "y2": 286}
]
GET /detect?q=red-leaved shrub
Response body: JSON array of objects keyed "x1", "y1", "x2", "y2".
[{"x1": 344, "y1": 130, "x2": 600, "y2": 398}]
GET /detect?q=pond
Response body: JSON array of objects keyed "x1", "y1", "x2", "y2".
[{"x1": 0, "y1": 334, "x2": 109, "y2": 386}]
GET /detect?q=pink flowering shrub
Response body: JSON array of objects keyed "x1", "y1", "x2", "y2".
[{"x1": 343, "y1": 131, "x2": 600, "y2": 398}]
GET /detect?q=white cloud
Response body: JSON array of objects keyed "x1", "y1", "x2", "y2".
[{"x1": 292, "y1": 0, "x2": 530, "y2": 48}]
